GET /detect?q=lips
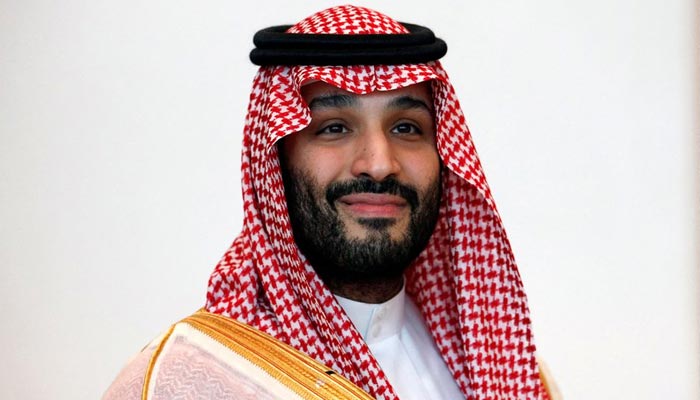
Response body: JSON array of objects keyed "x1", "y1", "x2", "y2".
[{"x1": 338, "y1": 193, "x2": 407, "y2": 218}]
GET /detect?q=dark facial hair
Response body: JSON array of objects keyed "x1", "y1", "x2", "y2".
[{"x1": 280, "y1": 164, "x2": 440, "y2": 286}]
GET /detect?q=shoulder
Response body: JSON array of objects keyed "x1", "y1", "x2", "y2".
[
  {"x1": 102, "y1": 331, "x2": 166, "y2": 400},
  {"x1": 102, "y1": 310, "x2": 375, "y2": 400},
  {"x1": 538, "y1": 356, "x2": 563, "y2": 400}
]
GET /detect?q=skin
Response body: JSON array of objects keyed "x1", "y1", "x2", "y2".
[{"x1": 280, "y1": 81, "x2": 441, "y2": 303}]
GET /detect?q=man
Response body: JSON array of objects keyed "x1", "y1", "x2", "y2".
[{"x1": 104, "y1": 5, "x2": 557, "y2": 400}]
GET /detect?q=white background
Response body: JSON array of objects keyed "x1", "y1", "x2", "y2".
[{"x1": 1, "y1": 1, "x2": 698, "y2": 399}]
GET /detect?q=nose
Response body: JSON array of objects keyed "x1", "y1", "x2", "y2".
[{"x1": 350, "y1": 128, "x2": 401, "y2": 181}]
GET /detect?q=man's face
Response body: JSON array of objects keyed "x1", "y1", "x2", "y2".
[{"x1": 279, "y1": 81, "x2": 441, "y2": 284}]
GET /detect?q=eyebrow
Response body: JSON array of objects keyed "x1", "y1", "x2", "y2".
[
  {"x1": 387, "y1": 96, "x2": 433, "y2": 114},
  {"x1": 306, "y1": 93, "x2": 433, "y2": 113},
  {"x1": 307, "y1": 94, "x2": 357, "y2": 110}
]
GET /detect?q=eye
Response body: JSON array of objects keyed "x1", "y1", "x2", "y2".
[
  {"x1": 391, "y1": 122, "x2": 423, "y2": 135},
  {"x1": 317, "y1": 123, "x2": 349, "y2": 135}
]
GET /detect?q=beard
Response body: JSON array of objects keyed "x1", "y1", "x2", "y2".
[{"x1": 280, "y1": 166, "x2": 441, "y2": 285}]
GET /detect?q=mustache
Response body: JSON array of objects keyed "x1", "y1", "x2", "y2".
[{"x1": 325, "y1": 177, "x2": 419, "y2": 210}]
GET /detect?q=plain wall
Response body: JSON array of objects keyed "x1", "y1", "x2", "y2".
[{"x1": 1, "y1": 1, "x2": 697, "y2": 399}]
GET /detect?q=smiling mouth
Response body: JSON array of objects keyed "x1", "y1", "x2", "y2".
[{"x1": 337, "y1": 193, "x2": 407, "y2": 219}]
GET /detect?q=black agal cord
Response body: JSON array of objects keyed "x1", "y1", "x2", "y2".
[{"x1": 250, "y1": 23, "x2": 447, "y2": 66}]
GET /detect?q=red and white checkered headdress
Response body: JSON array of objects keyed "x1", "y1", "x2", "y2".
[{"x1": 206, "y1": 5, "x2": 546, "y2": 399}]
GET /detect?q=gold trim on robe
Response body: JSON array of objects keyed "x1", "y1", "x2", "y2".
[{"x1": 140, "y1": 309, "x2": 375, "y2": 400}]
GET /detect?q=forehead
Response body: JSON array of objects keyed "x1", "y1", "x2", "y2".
[{"x1": 300, "y1": 81, "x2": 433, "y2": 104}]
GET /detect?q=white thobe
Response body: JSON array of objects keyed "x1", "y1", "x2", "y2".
[{"x1": 336, "y1": 287, "x2": 465, "y2": 400}]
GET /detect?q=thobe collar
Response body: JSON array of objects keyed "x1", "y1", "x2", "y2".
[{"x1": 335, "y1": 285, "x2": 405, "y2": 345}]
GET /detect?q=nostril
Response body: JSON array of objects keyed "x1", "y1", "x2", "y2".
[{"x1": 347, "y1": 129, "x2": 402, "y2": 183}]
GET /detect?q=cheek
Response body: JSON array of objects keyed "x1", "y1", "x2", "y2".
[
  {"x1": 401, "y1": 148, "x2": 441, "y2": 188},
  {"x1": 285, "y1": 144, "x2": 346, "y2": 188}
]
